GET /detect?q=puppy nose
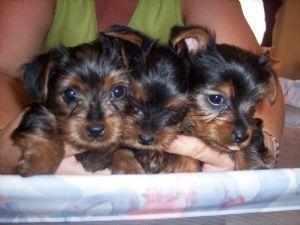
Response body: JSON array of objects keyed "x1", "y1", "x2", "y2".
[
  {"x1": 138, "y1": 134, "x2": 155, "y2": 145},
  {"x1": 86, "y1": 124, "x2": 105, "y2": 138},
  {"x1": 233, "y1": 130, "x2": 249, "y2": 143}
]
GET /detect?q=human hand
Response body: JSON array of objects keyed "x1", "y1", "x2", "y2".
[{"x1": 167, "y1": 135, "x2": 235, "y2": 172}]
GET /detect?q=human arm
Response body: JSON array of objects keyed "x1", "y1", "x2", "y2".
[
  {"x1": 181, "y1": 0, "x2": 260, "y2": 52},
  {"x1": 0, "y1": 0, "x2": 56, "y2": 127},
  {"x1": 0, "y1": 0, "x2": 55, "y2": 77},
  {"x1": 0, "y1": 0, "x2": 81, "y2": 174},
  {"x1": 0, "y1": 0, "x2": 56, "y2": 173}
]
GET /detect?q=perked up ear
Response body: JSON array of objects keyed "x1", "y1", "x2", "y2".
[
  {"x1": 169, "y1": 25, "x2": 215, "y2": 56},
  {"x1": 21, "y1": 52, "x2": 54, "y2": 103},
  {"x1": 103, "y1": 25, "x2": 144, "y2": 46},
  {"x1": 259, "y1": 54, "x2": 279, "y2": 105},
  {"x1": 103, "y1": 25, "x2": 147, "y2": 66},
  {"x1": 266, "y1": 71, "x2": 278, "y2": 104}
]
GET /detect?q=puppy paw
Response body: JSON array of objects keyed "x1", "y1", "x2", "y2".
[
  {"x1": 12, "y1": 134, "x2": 63, "y2": 176},
  {"x1": 110, "y1": 149, "x2": 145, "y2": 174},
  {"x1": 75, "y1": 150, "x2": 114, "y2": 172},
  {"x1": 163, "y1": 155, "x2": 202, "y2": 173},
  {"x1": 11, "y1": 105, "x2": 63, "y2": 176}
]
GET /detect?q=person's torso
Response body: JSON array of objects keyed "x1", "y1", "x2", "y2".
[{"x1": 43, "y1": 0, "x2": 183, "y2": 51}]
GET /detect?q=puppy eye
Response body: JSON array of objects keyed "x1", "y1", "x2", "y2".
[
  {"x1": 63, "y1": 87, "x2": 78, "y2": 100},
  {"x1": 208, "y1": 94, "x2": 224, "y2": 105},
  {"x1": 110, "y1": 86, "x2": 126, "y2": 99}
]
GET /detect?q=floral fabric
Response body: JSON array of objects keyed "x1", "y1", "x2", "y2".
[{"x1": 0, "y1": 169, "x2": 299, "y2": 223}]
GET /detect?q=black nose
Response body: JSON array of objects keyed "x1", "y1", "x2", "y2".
[
  {"x1": 86, "y1": 124, "x2": 105, "y2": 138},
  {"x1": 138, "y1": 134, "x2": 155, "y2": 145},
  {"x1": 233, "y1": 130, "x2": 249, "y2": 143}
]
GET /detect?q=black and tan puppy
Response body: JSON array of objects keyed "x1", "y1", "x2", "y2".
[
  {"x1": 103, "y1": 26, "x2": 201, "y2": 174},
  {"x1": 11, "y1": 34, "x2": 129, "y2": 176},
  {"x1": 170, "y1": 25, "x2": 278, "y2": 169}
]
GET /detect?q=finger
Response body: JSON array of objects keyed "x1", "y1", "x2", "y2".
[
  {"x1": 202, "y1": 163, "x2": 235, "y2": 172},
  {"x1": 167, "y1": 135, "x2": 235, "y2": 168}
]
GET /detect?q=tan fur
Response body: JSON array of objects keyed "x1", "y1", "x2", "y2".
[
  {"x1": 163, "y1": 156, "x2": 202, "y2": 173},
  {"x1": 219, "y1": 82, "x2": 235, "y2": 100},
  {"x1": 14, "y1": 133, "x2": 63, "y2": 176},
  {"x1": 129, "y1": 79, "x2": 148, "y2": 103},
  {"x1": 103, "y1": 71, "x2": 128, "y2": 93},
  {"x1": 61, "y1": 74, "x2": 86, "y2": 93},
  {"x1": 104, "y1": 32, "x2": 142, "y2": 46},
  {"x1": 110, "y1": 149, "x2": 145, "y2": 174}
]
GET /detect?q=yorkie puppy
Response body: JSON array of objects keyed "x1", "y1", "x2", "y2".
[
  {"x1": 170, "y1": 25, "x2": 278, "y2": 169},
  {"x1": 103, "y1": 25, "x2": 201, "y2": 174},
  {"x1": 11, "y1": 33, "x2": 129, "y2": 176}
]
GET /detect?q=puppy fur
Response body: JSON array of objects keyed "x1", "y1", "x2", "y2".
[
  {"x1": 104, "y1": 25, "x2": 201, "y2": 174},
  {"x1": 11, "y1": 33, "x2": 130, "y2": 175},
  {"x1": 170, "y1": 25, "x2": 278, "y2": 169}
]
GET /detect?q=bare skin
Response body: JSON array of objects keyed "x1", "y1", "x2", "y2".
[{"x1": 0, "y1": 0, "x2": 284, "y2": 174}]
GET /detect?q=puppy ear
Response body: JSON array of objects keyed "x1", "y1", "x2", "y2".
[
  {"x1": 21, "y1": 52, "x2": 54, "y2": 103},
  {"x1": 22, "y1": 47, "x2": 68, "y2": 103},
  {"x1": 259, "y1": 55, "x2": 279, "y2": 104},
  {"x1": 21, "y1": 46, "x2": 69, "y2": 103},
  {"x1": 169, "y1": 25, "x2": 215, "y2": 56},
  {"x1": 262, "y1": 48, "x2": 281, "y2": 72},
  {"x1": 266, "y1": 71, "x2": 278, "y2": 104},
  {"x1": 103, "y1": 25, "x2": 143, "y2": 46},
  {"x1": 103, "y1": 25, "x2": 146, "y2": 66}
]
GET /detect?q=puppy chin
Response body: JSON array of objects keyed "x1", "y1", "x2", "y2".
[
  {"x1": 125, "y1": 142, "x2": 165, "y2": 152},
  {"x1": 68, "y1": 130, "x2": 120, "y2": 150},
  {"x1": 75, "y1": 140, "x2": 116, "y2": 151}
]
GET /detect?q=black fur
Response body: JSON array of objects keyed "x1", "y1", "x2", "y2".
[
  {"x1": 105, "y1": 26, "x2": 201, "y2": 174},
  {"x1": 11, "y1": 33, "x2": 130, "y2": 175},
  {"x1": 170, "y1": 25, "x2": 278, "y2": 169}
]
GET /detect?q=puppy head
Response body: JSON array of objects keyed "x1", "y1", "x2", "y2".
[
  {"x1": 21, "y1": 35, "x2": 129, "y2": 150},
  {"x1": 106, "y1": 26, "x2": 190, "y2": 151},
  {"x1": 170, "y1": 25, "x2": 278, "y2": 150},
  {"x1": 123, "y1": 49, "x2": 190, "y2": 151}
]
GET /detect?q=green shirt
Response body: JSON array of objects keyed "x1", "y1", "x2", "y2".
[{"x1": 43, "y1": 0, "x2": 183, "y2": 51}]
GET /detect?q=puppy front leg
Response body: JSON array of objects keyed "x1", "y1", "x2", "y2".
[
  {"x1": 110, "y1": 149, "x2": 145, "y2": 174},
  {"x1": 75, "y1": 150, "x2": 115, "y2": 172},
  {"x1": 163, "y1": 155, "x2": 202, "y2": 173},
  {"x1": 11, "y1": 105, "x2": 64, "y2": 176}
]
